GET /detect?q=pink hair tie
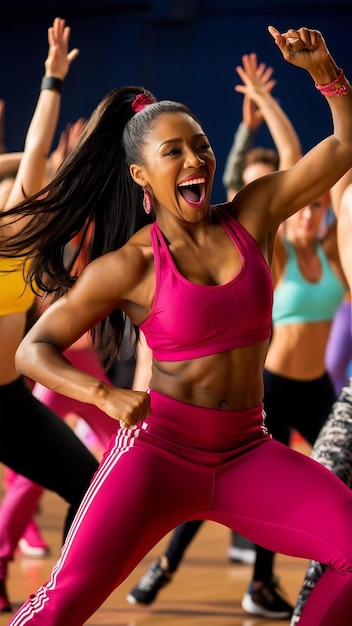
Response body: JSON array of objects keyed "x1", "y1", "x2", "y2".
[{"x1": 132, "y1": 93, "x2": 154, "y2": 113}]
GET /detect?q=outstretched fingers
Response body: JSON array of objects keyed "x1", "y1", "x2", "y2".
[{"x1": 46, "y1": 17, "x2": 79, "y2": 77}]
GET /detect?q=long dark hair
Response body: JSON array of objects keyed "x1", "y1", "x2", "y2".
[{"x1": 0, "y1": 86, "x2": 197, "y2": 366}]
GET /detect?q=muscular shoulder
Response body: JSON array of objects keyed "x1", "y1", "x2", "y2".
[
  {"x1": 89, "y1": 224, "x2": 153, "y2": 287},
  {"x1": 118, "y1": 224, "x2": 154, "y2": 277},
  {"x1": 73, "y1": 224, "x2": 155, "y2": 322}
]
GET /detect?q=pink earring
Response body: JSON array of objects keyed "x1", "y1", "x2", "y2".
[{"x1": 143, "y1": 187, "x2": 153, "y2": 214}]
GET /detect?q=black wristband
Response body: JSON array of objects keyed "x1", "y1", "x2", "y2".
[{"x1": 40, "y1": 76, "x2": 63, "y2": 94}]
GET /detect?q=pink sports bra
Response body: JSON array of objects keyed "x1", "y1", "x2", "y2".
[{"x1": 140, "y1": 207, "x2": 273, "y2": 361}]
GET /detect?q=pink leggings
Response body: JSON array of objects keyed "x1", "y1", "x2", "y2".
[
  {"x1": 0, "y1": 349, "x2": 117, "y2": 573},
  {"x1": 9, "y1": 390, "x2": 352, "y2": 626}
]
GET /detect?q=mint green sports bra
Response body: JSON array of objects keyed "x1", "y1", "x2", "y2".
[{"x1": 272, "y1": 239, "x2": 345, "y2": 326}]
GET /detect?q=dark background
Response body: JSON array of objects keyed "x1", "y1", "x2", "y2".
[{"x1": 1, "y1": 0, "x2": 351, "y2": 200}]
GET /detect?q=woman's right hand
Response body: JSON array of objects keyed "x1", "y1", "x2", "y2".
[{"x1": 97, "y1": 385, "x2": 152, "y2": 428}]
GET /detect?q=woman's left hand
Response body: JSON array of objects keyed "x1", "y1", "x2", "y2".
[{"x1": 268, "y1": 26, "x2": 330, "y2": 71}]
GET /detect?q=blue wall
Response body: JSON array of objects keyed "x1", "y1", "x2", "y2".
[{"x1": 0, "y1": 0, "x2": 351, "y2": 200}]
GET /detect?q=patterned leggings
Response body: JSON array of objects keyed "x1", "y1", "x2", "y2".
[{"x1": 291, "y1": 379, "x2": 352, "y2": 625}]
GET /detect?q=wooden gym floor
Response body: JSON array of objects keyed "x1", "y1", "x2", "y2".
[{"x1": 0, "y1": 439, "x2": 310, "y2": 626}]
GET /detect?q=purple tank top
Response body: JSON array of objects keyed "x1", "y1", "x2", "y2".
[{"x1": 140, "y1": 207, "x2": 273, "y2": 361}]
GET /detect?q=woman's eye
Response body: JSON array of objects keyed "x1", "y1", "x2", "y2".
[{"x1": 164, "y1": 149, "x2": 181, "y2": 156}]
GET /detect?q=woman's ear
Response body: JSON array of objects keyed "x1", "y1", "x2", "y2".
[{"x1": 130, "y1": 164, "x2": 146, "y2": 187}]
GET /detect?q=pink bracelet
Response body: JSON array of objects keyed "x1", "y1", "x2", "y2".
[
  {"x1": 315, "y1": 68, "x2": 348, "y2": 96},
  {"x1": 315, "y1": 68, "x2": 344, "y2": 91},
  {"x1": 320, "y1": 84, "x2": 349, "y2": 97}
]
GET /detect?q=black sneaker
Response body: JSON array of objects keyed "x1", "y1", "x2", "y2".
[
  {"x1": 242, "y1": 579, "x2": 294, "y2": 619},
  {"x1": 126, "y1": 560, "x2": 171, "y2": 605}
]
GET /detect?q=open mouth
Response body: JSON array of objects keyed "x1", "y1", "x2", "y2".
[{"x1": 178, "y1": 178, "x2": 206, "y2": 207}]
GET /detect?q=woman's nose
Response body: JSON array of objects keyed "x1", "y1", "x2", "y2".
[{"x1": 184, "y1": 152, "x2": 205, "y2": 168}]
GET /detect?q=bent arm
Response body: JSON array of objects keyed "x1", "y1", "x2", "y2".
[
  {"x1": 262, "y1": 28, "x2": 352, "y2": 229},
  {"x1": 232, "y1": 27, "x2": 352, "y2": 265},
  {"x1": 15, "y1": 247, "x2": 152, "y2": 424}
]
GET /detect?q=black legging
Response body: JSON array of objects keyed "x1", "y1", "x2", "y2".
[
  {"x1": 0, "y1": 376, "x2": 98, "y2": 537},
  {"x1": 165, "y1": 520, "x2": 202, "y2": 572}
]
